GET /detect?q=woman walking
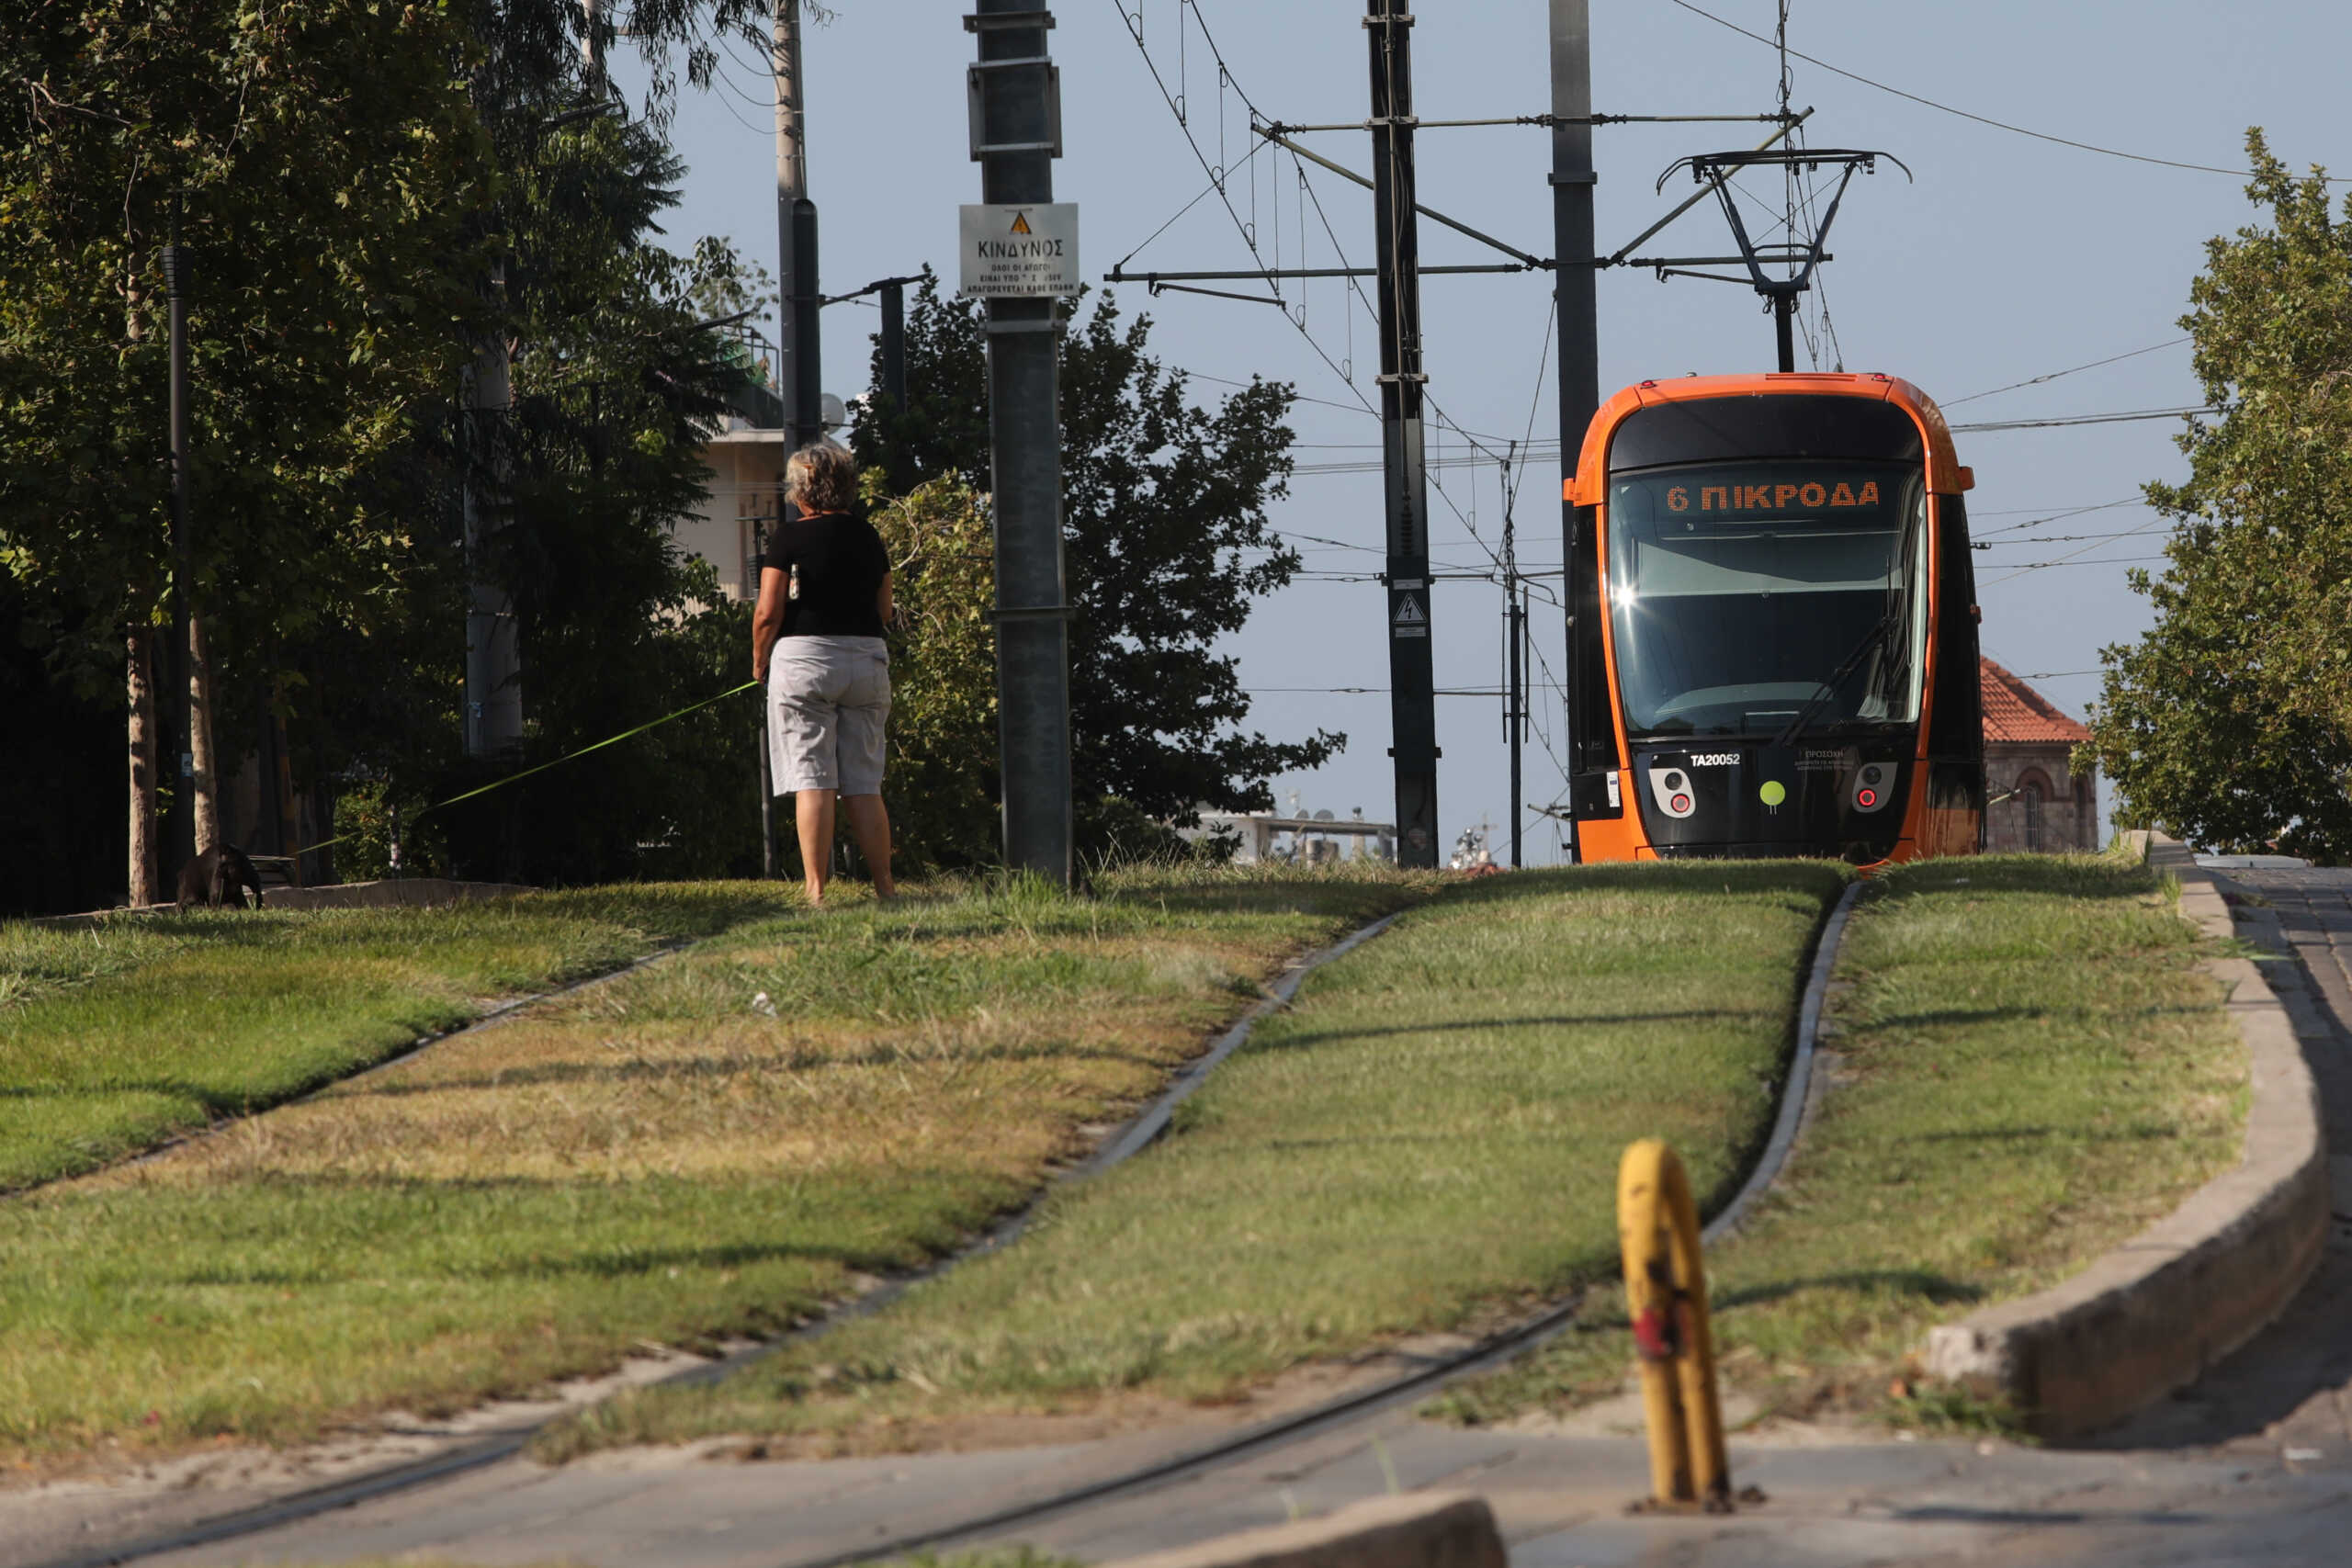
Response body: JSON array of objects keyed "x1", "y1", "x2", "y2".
[{"x1": 752, "y1": 442, "x2": 896, "y2": 905}]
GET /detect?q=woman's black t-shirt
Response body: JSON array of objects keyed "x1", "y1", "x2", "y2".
[{"x1": 768, "y1": 507, "x2": 889, "y2": 638}]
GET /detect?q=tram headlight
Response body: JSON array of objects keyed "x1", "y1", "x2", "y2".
[
  {"x1": 1851, "y1": 763, "x2": 1894, "y2": 815},
  {"x1": 1645, "y1": 763, "x2": 1699, "y2": 820}
]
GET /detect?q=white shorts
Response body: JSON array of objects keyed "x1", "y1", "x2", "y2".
[{"x1": 769, "y1": 637, "x2": 890, "y2": 795}]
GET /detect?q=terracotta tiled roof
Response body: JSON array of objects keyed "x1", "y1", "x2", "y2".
[{"x1": 1981, "y1": 658, "x2": 2090, "y2": 745}]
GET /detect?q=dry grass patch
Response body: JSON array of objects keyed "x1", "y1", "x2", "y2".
[
  {"x1": 0, "y1": 886, "x2": 796, "y2": 1192},
  {"x1": 0, "y1": 867, "x2": 1414, "y2": 1464},
  {"x1": 537, "y1": 861, "x2": 1848, "y2": 1461}
]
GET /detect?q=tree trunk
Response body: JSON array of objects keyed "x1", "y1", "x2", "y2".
[
  {"x1": 272, "y1": 676, "x2": 302, "y2": 887},
  {"x1": 187, "y1": 608, "x2": 220, "y2": 856},
  {"x1": 126, "y1": 626, "x2": 158, "y2": 908}
]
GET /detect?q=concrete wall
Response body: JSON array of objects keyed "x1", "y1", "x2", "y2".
[{"x1": 1984, "y1": 742, "x2": 2098, "y2": 853}]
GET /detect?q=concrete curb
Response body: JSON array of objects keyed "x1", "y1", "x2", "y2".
[
  {"x1": 1922, "y1": 833, "x2": 2330, "y2": 1437},
  {"x1": 1097, "y1": 1493, "x2": 1505, "y2": 1568}
]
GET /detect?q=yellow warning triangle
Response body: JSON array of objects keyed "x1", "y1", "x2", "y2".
[{"x1": 1010, "y1": 212, "x2": 1032, "y2": 235}]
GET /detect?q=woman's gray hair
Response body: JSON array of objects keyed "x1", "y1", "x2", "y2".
[{"x1": 786, "y1": 441, "x2": 859, "y2": 514}]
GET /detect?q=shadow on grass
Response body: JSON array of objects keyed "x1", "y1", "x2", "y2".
[
  {"x1": 1251, "y1": 1009, "x2": 1764, "y2": 1055},
  {"x1": 1093, "y1": 884, "x2": 1410, "y2": 919},
  {"x1": 1428, "y1": 860, "x2": 1850, "y2": 913},
  {"x1": 1871, "y1": 1002, "x2": 2213, "y2": 1032},
  {"x1": 170, "y1": 1235, "x2": 908, "y2": 1288},
  {"x1": 340, "y1": 1036, "x2": 1166, "y2": 1097},
  {"x1": 1714, "y1": 1269, "x2": 1988, "y2": 1312},
  {"x1": 1875, "y1": 856, "x2": 2163, "y2": 903},
  {"x1": 1908, "y1": 1123, "x2": 2196, "y2": 1145}
]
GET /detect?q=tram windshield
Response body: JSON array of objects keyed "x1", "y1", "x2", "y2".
[{"x1": 1605, "y1": 460, "x2": 1928, "y2": 739}]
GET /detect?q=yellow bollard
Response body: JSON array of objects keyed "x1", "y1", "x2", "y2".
[{"x1": 1617, "y1": 1138, "x2": 1733, "y2": 1512}]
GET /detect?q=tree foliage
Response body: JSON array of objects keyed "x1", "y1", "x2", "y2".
[
  {"x1": 415, "y1": 67, "x2": 768, "y2": 884},
  {"x1": 0, "y1": 0, "x2": 491, "y2": 685},
  {"x1": 1, "y1": 2, "x2": 787, "y2": 905},
  {"x1": 2086, "y1": 132, "x2": 2352, "y2": 860},
  {"x1": 864, "y1": 477, "x2": 1001, "y2": 871},
  {"x1": 852, "y1": 275, "x2": 1341, "y2": 853}
]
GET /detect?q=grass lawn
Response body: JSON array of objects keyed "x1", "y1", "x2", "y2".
[
  {"x1": 0, "y1": 886, "x2": 797, "y2": 1193},
  {"x1": 1432, "y1": 852, "x2": 2246, "y2": 1433},
  {"x1": 536, "y1": 860, "x2": 1849, "y2": 1461},
  {"x1": 0, "y1": 868, "x2": 1409, "y2": 1462}
]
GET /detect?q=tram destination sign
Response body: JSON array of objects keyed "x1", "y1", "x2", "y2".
[
  {"x1": 1616, "y1": 464, "x2": 1906, "y2": 525},
  {"x1": 958, "y1": 204, "x2": 1080, "y2": 299}
]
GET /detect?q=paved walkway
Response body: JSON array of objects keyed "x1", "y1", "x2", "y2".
[{"x1": 45, "y1": 867, "x2": 2352, "y2": 1568}]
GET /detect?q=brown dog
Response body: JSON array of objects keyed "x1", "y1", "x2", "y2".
[{"x1": 175, "y1": 843, "x2": 266, "y2": 910}]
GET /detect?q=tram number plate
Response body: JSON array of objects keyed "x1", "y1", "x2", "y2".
[{"x1": 1687, "y1": 752, "x2": 1738, "y2": 766}]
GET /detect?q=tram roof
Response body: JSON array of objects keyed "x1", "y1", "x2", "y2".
[{"x1": 1566, "y1": 372, "x2": 1970, "y2": 505}]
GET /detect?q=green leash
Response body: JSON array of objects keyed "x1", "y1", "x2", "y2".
[{"x1": 294, "y1": 678, "x2": 762, "y2": 857}]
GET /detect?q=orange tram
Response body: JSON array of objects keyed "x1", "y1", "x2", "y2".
[{"x1": 1562, "y1": 372, "x2": 1984, "y2": 869}]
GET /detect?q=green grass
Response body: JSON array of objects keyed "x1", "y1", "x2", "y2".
[
  {"x1": 1430, "y1": 852, "x2": 2246, "y2": 1433},
  {"x1": 0, "y1": 867, "x2": 1412, "y2": 1461},
  {"x1": 535, "y1": 860, "x2": 1849, "y2": 1461},
  {"x1": 0, "y1": 885, "x2": 795, "y2": 1192}
]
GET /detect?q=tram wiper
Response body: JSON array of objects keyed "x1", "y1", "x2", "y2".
[{"x1": 1770, "y1": 613, "x2": 1895, "y2": 750}]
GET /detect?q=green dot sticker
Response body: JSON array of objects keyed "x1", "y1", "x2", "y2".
[{"x1": 1758, "y1": 780, "x2": 1788, "y2": 807}]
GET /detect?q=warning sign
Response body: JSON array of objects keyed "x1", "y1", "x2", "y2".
[
  {"x1": 1392, "y1": 591, "x2": 1428, "y2": 637},
  {"x1": 958, "y1": 203, "x2": 1080, "y2": 299}
]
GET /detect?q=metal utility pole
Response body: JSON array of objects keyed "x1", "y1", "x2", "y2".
[
  {"x1": 775, "y1": 1, "x2": 820, "y2": 453},
  {"x1": 1551, "y1": 0, "x2": 1600, "y2": 863},
  {"x1": 1367, "y1": 0, "x2": 1437, "y2": 869},
  {"x1": 1504, "y1": 561, "x2": 1527, "y2": 869},
  {"x1": 761, "y1": 0, "x2": 821, "y2": 875},
  {"x1": 879, "y1": 278, "x2": 908, "y2": 412},
  {"x1": 968, "y1": 0, "x2": 1073, "y2": 886},
  {"x1": 461, "y1": 270, "x2": 521, "y2": 759},
  {"x1": 823, "y1": 274, "x2": 924, "y2": 411}
]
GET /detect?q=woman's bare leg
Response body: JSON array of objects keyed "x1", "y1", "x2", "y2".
[
  {"x1": 842, "y1": 794, "x2": 896, "y2": 897},
  {"x1": 795, "y1": 788, "x2": 837, "y2": 904}
]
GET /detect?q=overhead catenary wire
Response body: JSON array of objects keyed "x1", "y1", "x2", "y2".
[
  {"x1": 1111, "y1": 0, "x2": 1375, "y2": 412},
  {"x1": 1950, "y1": 405, "x2": 2214, "y2": 433},
  {"x1": 1665, "y1": 0, "x2": 2351, "y2": 186},
  {"x1": 1982, "y1": 554, "x2": 2168, "y2": 581},
  {"x1": 1971, "y1": 496, "x2": 2147, "y2": 538},
  {"x1": 1942, "y1": 338, "x2": 2193, "y2": 406}
]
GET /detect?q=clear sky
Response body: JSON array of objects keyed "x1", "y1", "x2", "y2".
[{"x1": 615, "y1": 1, "x2": 2346, "y2": 861}]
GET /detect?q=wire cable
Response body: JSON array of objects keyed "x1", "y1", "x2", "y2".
[
  {"x1": 1110, "y1": 0, "x2": 1374, "y2": 412},
  {"x1": 1971, "y1": 496, "x2": 2145, "y2": 538},
  {"x1": 1943, "y1": 338, "x2": 2193, "y2": 407},
  {"x1": 1950, "y1": 405, "x2": 2214, "y2": 433},
  {"x1": 1666, "y1": 0, "x2": 2350, "y2": 185}
]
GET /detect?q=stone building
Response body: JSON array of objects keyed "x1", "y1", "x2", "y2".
[{"x1": 1980, "y1": 659, "x2": 2098, "y2": 852}]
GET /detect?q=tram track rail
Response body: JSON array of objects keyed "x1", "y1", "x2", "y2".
[
  {"x1": 36, "y1": 908, "x2": 1402, "y2": 1568},
  {"x1": 770, "y1": 879, "x2": 1865, "y2": 1568},
  {"x1": 40, "y1": 878, "x2": 1864, "y2": 1568}
]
